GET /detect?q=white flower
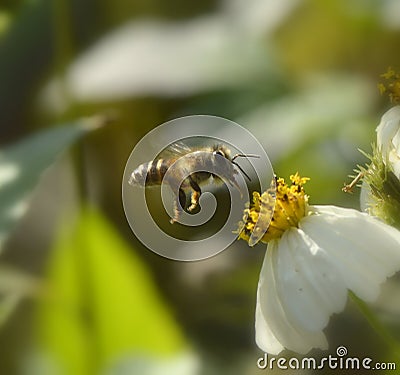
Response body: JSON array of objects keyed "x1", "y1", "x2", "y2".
[
  {"x1": 238, "y1": 174, "x2": 400, "y2": 355},
  {"x1": 376, "y1": 105, "x2": 400, "y2": 179},
  {"x1": 255, "y1": 205, "x2": 400, "y2": 355}
]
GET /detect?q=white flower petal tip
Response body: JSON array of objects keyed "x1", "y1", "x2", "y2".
[
  {"x1": 376, "y1": 106, "x2": 400, "y2": 150},
  {"x1": 255, "y1": 205, "x2": 400, "y2": 355}
]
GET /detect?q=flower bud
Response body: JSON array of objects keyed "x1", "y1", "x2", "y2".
[{"x1": 359, "y1": 107, "x2": 400, "y2": 228}]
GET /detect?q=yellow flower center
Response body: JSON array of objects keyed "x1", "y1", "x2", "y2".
[{"x1": 237, "y1": 173, "x2": 310, "y2": 244}]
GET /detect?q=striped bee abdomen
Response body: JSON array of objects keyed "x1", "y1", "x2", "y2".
[{"x1": 129, "y1": 159, "x2": 170, "y2": 186}]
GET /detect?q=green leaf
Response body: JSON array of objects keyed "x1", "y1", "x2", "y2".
[
  {"x1": 0, "y1": 117, "x2": 105, "y2": 251},
  {"x1": 34, "y1": 207, "x2": 191, "y2": 375}
]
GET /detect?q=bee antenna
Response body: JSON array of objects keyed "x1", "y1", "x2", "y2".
[
  {"x1": 232, "y1": 153, "x2": 260, "y2": 162},
  {"x1": 232, "y1": 161, "x2": 252, "y2": 181}
]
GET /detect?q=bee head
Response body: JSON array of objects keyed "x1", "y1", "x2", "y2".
[
  {"x1": 211, "y1": 144, "x2": 259, "y2": 182},
  {"x1": 212, "y1": 144, "x2": 231, "y2": 160},
  {"x1": 231, "y1": 149, "x2": 260, "y2": 182}
]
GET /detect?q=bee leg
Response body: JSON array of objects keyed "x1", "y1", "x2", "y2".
[
  {"x1": 170, "y1": 188, "x2": 186, "y2": 224},
  {"x1": 187, "y1": 178, "x2": 201, "y2": 213}
]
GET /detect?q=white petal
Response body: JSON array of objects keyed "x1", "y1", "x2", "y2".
[
  {"x1": 255, "y1": 284, "x2": 284, "y2": 355},
  {"x1": 376, "y1": 106, "x2": 400, "y2": 155},
  {"x1": 302, "y1": 205, "x2": 400, "y2": 302},
  {"x1": 256, "y1": 239, "x2": 328, "y2": 354},
  {"x1": 389, "y1": 149, "x2": 400, "y2": 179},
  {"x1": 276, "y1": 228, "x2": 347, "y2": 332}
]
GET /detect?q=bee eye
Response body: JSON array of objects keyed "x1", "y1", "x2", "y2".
[{"x1": 213, "y1": 150, "x2": 225, "y2": 157}]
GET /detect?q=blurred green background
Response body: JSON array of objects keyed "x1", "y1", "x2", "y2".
[{"x1": 1, "y1": 0, "x2": 400, "y2": 374}]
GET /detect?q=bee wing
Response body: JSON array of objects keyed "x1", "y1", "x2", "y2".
[
  {"x1": 158, "y1": 141, "x2": 194, "y2": 159},
  {"x1": 248, "y1": 178, "x2": 276, "y2": 247}
]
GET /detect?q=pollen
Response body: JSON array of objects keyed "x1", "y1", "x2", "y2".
[
  {"x1": 379, "y1": 67, "x2": 400, "y2": 104},
  {"x1": 237, "y1": 173, "x2": 310, "y2": 244}
]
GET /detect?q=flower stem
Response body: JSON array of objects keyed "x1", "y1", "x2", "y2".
[{"x1": 349, "y1": 291, "x2": 400, "y2": 359}]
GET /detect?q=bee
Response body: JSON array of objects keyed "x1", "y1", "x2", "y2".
[{"x1": 128, "y1": 142, "x2": 258, "y2": 223}]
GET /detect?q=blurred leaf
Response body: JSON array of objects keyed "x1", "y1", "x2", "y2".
[
  {"x1": 238, "y1": 74, "x2": 375, "y2": 206},
  {"x1": 0, "y1": 265, "x2": 40, "y2": 328},
  {"x1": 0, "y1": 11, "x2": 11, "y2": 36},
  {"x1": 0, "y1": 116, "x2": 106, "y2": 252},
  {"x1": 0, "y1": 0, "x2": 52, "y2": 135},
  {"x1": 62, "y1": 17, "x2": 273, "y2": 102},
  {"x1": 275, "y1": 0, "x2": 380, "y2": 74},
  {"x1": 39, "y1": 1, "x2": 300, "y2": 110},
  {"x1": 104, "y1": 352, "x2": 199, "y2": 375},
  {"x1": 0, "y1": 294, "x2": 20, "y2": 327},
  {"x1": 240, "y1": 74, "x2": 374, "y2": 162},
  {"x1": 0, "y1": 264, "x2": 39, "y2": 295},
  {"x1": 34, "y1": 207, "x2": 196, "y2": 375}
]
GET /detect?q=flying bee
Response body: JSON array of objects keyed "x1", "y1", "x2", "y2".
[{"x1": 128, "y1": 142, "x2": 259, "y2": 223}]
